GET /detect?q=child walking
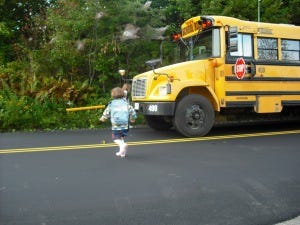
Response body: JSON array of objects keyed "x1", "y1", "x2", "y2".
[{"x1": 99, "y1": 87, "x2": 137, "y2": 158}]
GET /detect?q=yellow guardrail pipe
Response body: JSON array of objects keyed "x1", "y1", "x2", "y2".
[{"x1": 66, "y1": 105, "x2": 105, "y2": 112}]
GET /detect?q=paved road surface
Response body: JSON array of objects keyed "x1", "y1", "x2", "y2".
[{"x1": 1, "y1": 123, "x2": 300, "y2": 225}]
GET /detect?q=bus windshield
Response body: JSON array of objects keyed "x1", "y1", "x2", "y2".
[{"x1": 179, "y1": 28, "x2": 220, "y2": 61}]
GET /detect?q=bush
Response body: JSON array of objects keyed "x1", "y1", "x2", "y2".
[{"x1": 0, "y1": 88, "x2": 108, "y2": 132}]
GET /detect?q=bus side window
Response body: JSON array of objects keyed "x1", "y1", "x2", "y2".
[
  {"x1": 230, "y1": 34, "x2": 253, "y2": 57},
  {"x1": 282, "y1": 39, "x2": 300, "y2": 61},
  {"x1": 257, "y1": 38, "x2": 278, "y2": 60}
]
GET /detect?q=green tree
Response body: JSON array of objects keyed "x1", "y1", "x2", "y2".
[
  {"x1": 287, "y1": 0, "x2": 300, "y2": 25},
  {"x1": 201, "y1": 0, "x2": 292, "y2": 23},
  {"x1": 0, "y1": 0, "x2": 56, "y2": 63}
]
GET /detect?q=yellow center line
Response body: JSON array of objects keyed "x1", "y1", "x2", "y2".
[{"x1": 1, "y1": 129, "x2": 299, "y2": 155}]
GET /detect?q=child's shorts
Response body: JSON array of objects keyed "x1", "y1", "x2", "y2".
[{"x1": 112, "y1": 129, "x2": 129, "y2": 140}]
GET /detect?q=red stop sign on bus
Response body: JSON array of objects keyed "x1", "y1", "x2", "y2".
[{"x1": 234, "y1": 57, "x2": 246, "y2": 79}]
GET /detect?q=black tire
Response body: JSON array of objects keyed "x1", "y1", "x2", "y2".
[
  {"x1": 144, "y1": 115, "x2": 173, "y2": 131},
  {"x1": 174, "y1": 94, "x2": 215, "y2": 137}
]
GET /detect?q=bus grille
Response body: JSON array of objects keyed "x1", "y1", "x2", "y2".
[{"x1": 132, "y1": 78, "x2": 147, "y2": 98}]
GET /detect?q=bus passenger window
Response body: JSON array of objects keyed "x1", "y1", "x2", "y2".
[
  {"x1": 258, "y1": 38, "x2": 278, "y2": 60},
  {"x1": 230, "y1": 34, "x2": 253, "y2": 57},
  {"x1": 282, "y1": 39, "x2": 300, "y2": 61}
]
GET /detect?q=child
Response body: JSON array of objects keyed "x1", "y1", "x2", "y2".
[{"x1": 99, "y1": 87, "x2": 137, "y2": 158}]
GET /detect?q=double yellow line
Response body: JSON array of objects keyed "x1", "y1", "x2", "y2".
[{"x1": 1, "y1": 129, "x2": 299, "y2": 155}]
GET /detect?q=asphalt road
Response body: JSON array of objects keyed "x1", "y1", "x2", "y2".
[{"x1": 1, "y1": 122, "x2": 300, "y2": 225}]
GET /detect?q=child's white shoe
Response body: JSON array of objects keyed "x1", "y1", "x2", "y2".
[
  {"x1": 116, "y1": 151, "x2": 121, "y2": 156},
  {"x1": 120, "y1": 143, "x2": 128, "y2": 158}
]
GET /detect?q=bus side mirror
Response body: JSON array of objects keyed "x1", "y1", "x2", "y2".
[
  {"x1": 228, "y1": 26, "x2": 238, "y2": 52},
  {"x1": 146, "y1": 58, "x2": 162, "y2": 69}
]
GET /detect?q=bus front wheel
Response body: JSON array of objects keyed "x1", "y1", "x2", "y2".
[{"x1": 174, "y1": 94, "x2": 215, "y2": 137}]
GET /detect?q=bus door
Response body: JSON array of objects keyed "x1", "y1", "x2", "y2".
[{"x1": 224, "y1": 31, "x2": 257, "y2": 109}]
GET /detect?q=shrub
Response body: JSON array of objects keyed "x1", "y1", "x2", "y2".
[{"x1": 0, "y1": 88, "x2": 109, "y2": 132}]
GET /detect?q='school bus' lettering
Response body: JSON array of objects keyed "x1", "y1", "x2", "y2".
[{"x1": 182, "y1": 20, "x2": 201, "y2": 36}]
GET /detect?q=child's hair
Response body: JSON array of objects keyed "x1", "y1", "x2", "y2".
[{"x1": 111, "y1": 87, "x2": 124, "y2": 99}]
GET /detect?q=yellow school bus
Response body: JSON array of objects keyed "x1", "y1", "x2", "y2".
[{"x1": 131, "y1": 16, "x2": 300, "y2": 137}]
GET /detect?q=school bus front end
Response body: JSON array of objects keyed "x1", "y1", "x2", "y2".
[{"x1": 132, "y1": 60, "x2": 220, "y2": 137}]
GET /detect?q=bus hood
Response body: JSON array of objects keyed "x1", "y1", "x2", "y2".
[
  {"x1": 132, "y1": 60, "x2": 211, "y2": 101},
  {"x1": 134, "y1": 60, "x2": 208, "y2": 83}
]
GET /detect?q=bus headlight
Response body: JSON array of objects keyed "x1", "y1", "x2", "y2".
[
  {"x1": 159, "y1": 85, "x2": 167, "y2": 96},
  {"x1": 159, "y1": 84, "x2": 171, "y2": 96}
]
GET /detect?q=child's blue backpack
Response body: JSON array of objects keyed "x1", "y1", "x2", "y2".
[{"x1": 110, "y1": 99, "x2": 129, "y2": 125}]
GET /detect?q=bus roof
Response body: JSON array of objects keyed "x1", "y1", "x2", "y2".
[{"x1": 181, "y1": 15, "x2": 300, "y2": 39}]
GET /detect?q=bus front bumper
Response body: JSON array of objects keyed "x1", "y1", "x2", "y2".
[{"x1": 133, "y1": 102, "x2": 176, "y2": 116}]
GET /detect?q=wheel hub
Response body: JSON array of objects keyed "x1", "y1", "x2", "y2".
[
  {"x1": 186, "y1": 105, "x2": 205, "y2": 128},
  {"x1": 192, "y1": 111, "x2": 201, "y2": 120}
]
